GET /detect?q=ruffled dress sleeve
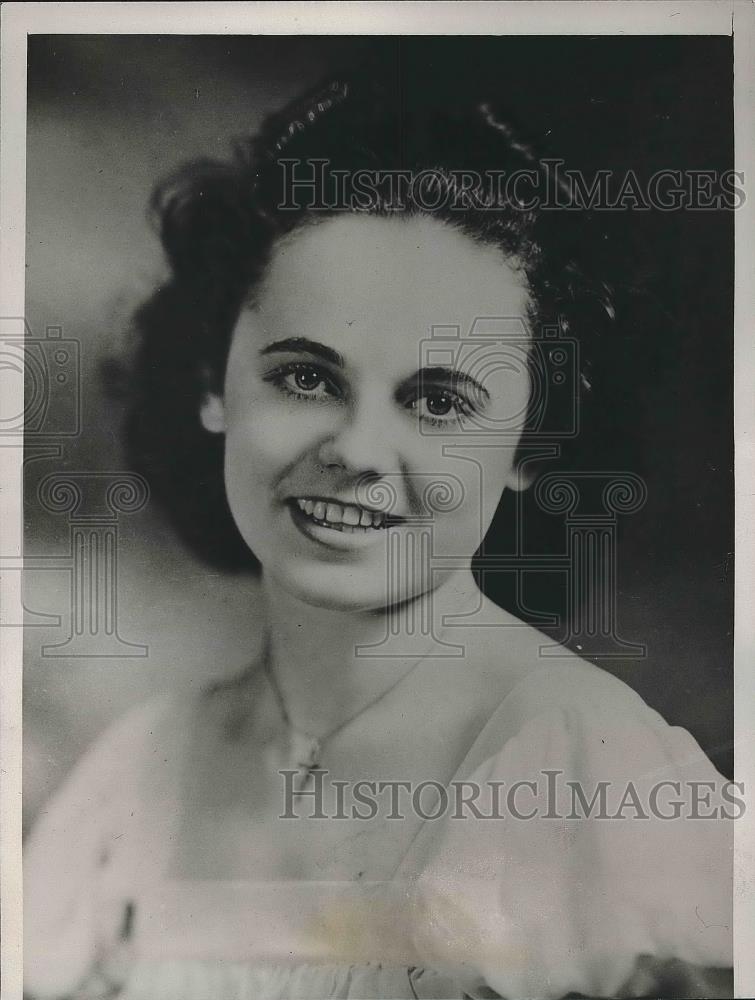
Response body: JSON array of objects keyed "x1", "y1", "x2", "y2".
[
  {"x1": 23, "y1": 693, "x2": 185, "y2": 1000},
  {"x1": 405, "y1": 660, "x2": 734, "y2": 999}
]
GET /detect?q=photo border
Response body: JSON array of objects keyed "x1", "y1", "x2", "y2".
[{"x1": 1, "y1": 3, "x2": 752, "y2": 997}]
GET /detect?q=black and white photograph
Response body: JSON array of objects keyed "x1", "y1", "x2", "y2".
[{"x1": 2, "y1": 3, "x2": 754, "y2": 999}]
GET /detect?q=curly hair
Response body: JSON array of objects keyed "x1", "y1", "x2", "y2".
[{"x1": 118, "y1": 68, "x2": 615, "y2": 571}]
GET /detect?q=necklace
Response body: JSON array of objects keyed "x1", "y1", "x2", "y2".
[{"x1": 261, "y1": 630, "x2": 443, "y2": 796}]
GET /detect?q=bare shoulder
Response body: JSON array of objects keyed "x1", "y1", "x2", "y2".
[
  {"x1": 102, "y1": 687, "x2": 193, "y2": 750},
  {"x1": 102, "y1": 662, "x2": 263, "y2": 746},
  {"x1": 57, "y1": 687, "x2": 202, "y2": 794},
  {"x1": 447, "y1": 592, "x2": 651, "y2": 720},
  {"x1": 76, "y1": 660, "x2": 269, "y2": 786}
]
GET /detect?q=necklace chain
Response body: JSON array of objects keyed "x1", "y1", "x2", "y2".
[{"x1": 261, "y1": 629, "x2": 444, "y2": 793}]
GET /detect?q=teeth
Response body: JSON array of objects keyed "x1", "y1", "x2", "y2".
[
  {"x1": 325, "y1": 502, "x2": 342, "y2": 524},
  {"x1": 343, "y1": 506, "x2": 361, "y2": 526},
  {"x1": 292, "y1": 498, "x2": 395, "y2": 530}
]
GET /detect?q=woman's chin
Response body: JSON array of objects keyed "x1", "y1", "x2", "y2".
[{"x1": 267, "y1": 564, "x2": 421, "y2": 614}]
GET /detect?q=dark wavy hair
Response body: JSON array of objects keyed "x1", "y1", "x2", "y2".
[{"x1": 118, "y1": 68, "x2": 615, "y2": 571}]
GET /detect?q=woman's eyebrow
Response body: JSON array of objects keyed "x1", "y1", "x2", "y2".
[
  {"x1": 260, "y1": 337, "x2": 344, "y2": 368},
  {"x1": 413, "y1": 366, "x2": 490, "y2": 400}
]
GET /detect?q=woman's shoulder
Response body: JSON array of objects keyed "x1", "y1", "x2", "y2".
[
  {"x1": 457, "y1": 594, "x2": 661, "y2": 719},
  {"x1": 409, "y1": 603, "x2": 734, "y2": 1000},
  {"x1": 448, "y1": 594, "x2": 724, "y2": 790},
  {"x1": 72, "y1": 665, "x2": 261, "y2": 764},
  {"x1": 24, "y1": 683, "x2": 213, "y2": 861},
  {"x1": 76, "y1": 686, "x2": 198, "y2": 778}
]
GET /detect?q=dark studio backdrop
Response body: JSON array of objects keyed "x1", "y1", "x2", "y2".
[{"x1": 23, "y1": 35, "x2": 734, "y2": 830}]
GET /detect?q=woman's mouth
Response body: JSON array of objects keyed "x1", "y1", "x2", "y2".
[{"x1": 289, "y1": 497, "x2": 401, "y2": 533}]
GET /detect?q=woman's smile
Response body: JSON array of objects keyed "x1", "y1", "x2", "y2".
[
  {"x1": 290, "y1": 496, "x2": 403, "y2": 529},
  {"x1": 286, "y1": 496, "x2": 405, "y2": 550}
]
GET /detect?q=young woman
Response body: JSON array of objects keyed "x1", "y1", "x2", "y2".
[{"x1": 24, "y1": 71, "x2": 733, "y2": 999}]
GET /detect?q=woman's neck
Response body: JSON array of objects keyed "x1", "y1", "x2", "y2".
[{"x1": 261, "y1": 567, "x2": 481, "y2": 739}]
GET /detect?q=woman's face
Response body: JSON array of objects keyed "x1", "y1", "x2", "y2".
[{"x1": 202, "y1": 214, "x2": 532, "y2": 610}]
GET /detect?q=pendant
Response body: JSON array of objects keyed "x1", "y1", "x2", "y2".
[{"x1": 289, "y1": 729, "x2": 322, "y2": 796}]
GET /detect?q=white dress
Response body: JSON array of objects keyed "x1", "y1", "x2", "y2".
[{"x1": 24, "y1": 656, "x2": 733, "y2": 999}]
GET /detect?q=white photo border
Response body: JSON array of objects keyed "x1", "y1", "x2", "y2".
[{"x1": 1, "y1": 3, "x2": 752, "y2": 998}]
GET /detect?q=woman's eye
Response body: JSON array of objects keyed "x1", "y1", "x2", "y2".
[
  {"x1": 411, "y1": 391, "x2": 471, "y2": 426},
  {"x1": 264, "y1": 363, "x2": 340, "y2": 401},
  {"x1": 425, "y1": 393, "x2": 455, "y2": 416},
  {"x1": 291, "y1": 366, "x2": 325, "y2": 392}
]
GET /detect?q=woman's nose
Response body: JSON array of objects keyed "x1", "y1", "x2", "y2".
[{"x1": 316, "y1": 395, "x2": 397, "y2": 474}]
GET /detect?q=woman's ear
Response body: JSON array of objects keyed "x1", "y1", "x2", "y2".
[
  {"x1": 200, "y1": 392, "x2": 226, "y2": 433},
  {"x1": 503, "y1": 458, "x2": 538, "y2": 493},
  {"x1": 198, "y1": 367, "x2": 226, "y2": 434}
]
